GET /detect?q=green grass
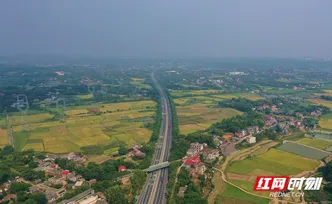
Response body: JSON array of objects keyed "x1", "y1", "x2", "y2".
[
  {"x1": 297, "y1": 138, "x2": 332, "y2": 150},
  {"x1": 13, "y1": 131, "x2": 30, "y2": 151},
  {"x1": 217, "y1": 183, "x2": 270, "y2": 204},
  {"x1": 228, "y1": 149, "x2": 319, "y2": 175},
  {"x1": 229, "y1": 179, "x2": 254, "y2": 192},
  {"x1": 278, "y1": 142, "x2": 329, "y2": 160}
]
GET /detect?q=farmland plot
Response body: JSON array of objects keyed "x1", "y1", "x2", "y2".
[
  {"x1": 278, "y1": 142, "x2": 330, "y2": 159},
  {"x1": 11, "y1": 100, "x2": 156, "y2": 153}
]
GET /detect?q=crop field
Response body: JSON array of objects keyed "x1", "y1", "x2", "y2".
[
  {"x1": 77, "y1": 94, "x2": 93, "y2": 99},
  {"x1": 169, "y1": 89, "x2": 224, "y2": 98},
  {"x1": 309, "y1": 98, "x2": 332, "y2": 109},
  {"x1": 6, "y1": 100, "x2": 156, "y2": 153},
  {"x1": 0, "y1": 113, "x2": 54, "y2": 126},
  {"x1": 213, "y1": 93, "x2": 264, "y2": 101},
  {"x1": 0, "y1": 129, "x2": 8, "y2": 147},
  {"x1": 278, "y1": 142, "x2": 330, "y2": 159},
  {"x1": 313, "y1": 133, "x2": 332, "y2": 142},
  {"x1": 130, "y1": 78, "x2": 152, "y2": 89},
  {"x1": 318, "y1": 114, "x2": 332, "y2": 130},
  {"x1": 297, "y1": 138, "x2": 332, "y2": 150},
  {"x1": 228, "y1": 149, "x2": 320, "y2": 176},
  {"x1": 229, "y1": 179, "x2": 270, "y2": 197},
  {"x1": 324, "y1": 90, "x2": 332, "y2": 94},
  {"x1": 176, "y1": 104, "x2": 242, "y2": 135},
  {"x1": 215, "y1": 183, "x2": 270, "y2": 204}
]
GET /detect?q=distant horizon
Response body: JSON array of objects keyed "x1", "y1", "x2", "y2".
[{"x1": 0, "y1": 54, "x2": 331, "y2": 61}]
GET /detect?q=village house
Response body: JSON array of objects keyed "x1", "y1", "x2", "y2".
[
  {"x1": 126, "y1": 144, "x2": 145, "y2": 158},
  {"x1": 195, "y1": 163, "x2": 206, "y2": 175},
  {"x1": 134, "y1": 150, "x2": 145, "y2": 157},
  {"x1": 0, "y1": 194, "x2": 17, "y2": 203},
  {"x1": 122, "y1": 177, "x2": 130, "y2": 185},
  {"x1": 189, "y1": 163, "x2": 206, "y2": 177},
  {"x1": 247, "y1": 126, "x2": 260, "y2": 134},
  {"x1": 222, "y1": 133, "x2": 233, "y2": 143},
  {"x1": 213, "y1": 135, "x2": 220, "y2": 144},
  {"x1": 87, "y1": 179, "x2": 97, "y2": 187},
  {"x1": 234, "y1": 130, "x2": 250, "y2": 139},
  {"x1": 295, "y1": 112, "x2": 304, "y2": 118},
  {"x1": 186, "y1": 143, "x2": 205, "y2": 156},
  {"x1": 246, "y1": 136, "x2": 256, "y2": 144},
  {"x1": 183, "y1": 156, "x2": 201, "y2": 167},
  {"x1": 126, "y1": 150, "x2": 135, "y2": 157},
  {"x1": 178, "y1": 186, "x2": 187, "y2": 198},
  {"x1": 67, "y1": 152, "x2": 86, "y2": 164},
  {"x1": 219, "y1": 142, "x2": 236, "y2": 156},
  {"x1": 295, "y1": 121, "x2": 302, "y2": 128},
  {"x1": 265, "y1": 115, "x2": 277, "y2": 126},
  {"x1": 271, "y1": 105, "x2": 278, "y2": 112},
  {"x1": 45, "y1": 187, "x2": 66, "y2": 203},
  {"x1": 118, "y1": 165, "x2": 127, "y2": 172},
  {"x1": 311, "y1": 110, "x2": 322, "y2": 117},
  {"x1": 258, "y1": 103, "x2": 269, "y2": 111},
  {"x1": 203, "y1": 149, "x2": 220, "y2": 160}
]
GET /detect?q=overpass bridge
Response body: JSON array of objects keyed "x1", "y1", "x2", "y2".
[{"x1": 145, "y1": 161, "x2": 169, "y2": 173}]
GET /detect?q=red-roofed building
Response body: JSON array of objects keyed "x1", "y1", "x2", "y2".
[
  {"x1": 184, "y1": 156, "x2": 201, "y2": 167},
  {"x1": 234, "y1": 130, "x2": 248, "y2": 138},
  {"x1": 266, "y1": 115, "x2": 272, "y2": 120},
  {"x1": 62, "y1": 170, "x2": 70, "y2": 175},
  {"x1": 134, "y1": 151, "x2": 145, "y2": 157},
  {"x1": 118, "y1": 166, "x2": 126, "y2": 172}
]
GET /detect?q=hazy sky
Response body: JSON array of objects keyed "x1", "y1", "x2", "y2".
[{"x1": 0, "y1": 0, "x2": 331, "y2": 58}]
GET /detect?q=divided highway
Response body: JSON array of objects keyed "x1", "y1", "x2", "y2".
[{"x1": 137, "y1": 72, "x2": 172, "y2": 204}]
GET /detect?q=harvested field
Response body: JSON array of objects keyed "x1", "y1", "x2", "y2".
[
  {"x1": 77, "y1": 94, "x2": 93, "y2": 99},
  {"x1": 278, "y1": 142, "x2": 330, "y2": 159},
  {"x1": 309, "y1": 98, "x2": 332, "y2": 108},
  {"x1": 177, "y1": 104, "x2": 242, "y2": 135},
  {"x1": 0, "y1": 129, "x2": 8, "y2": 147},
  {"x1": 11, "y1": 100, "x2": 156, "y2": 153},
  {"x1": 228, "y1": 149, "x2": 320, "y2": 176},
  {"x1": 169, "y1": 89, "x2": 224, "y2": 98},
  {"x1": 318, "y1": 114, "x2": 332, "y2": 130}
]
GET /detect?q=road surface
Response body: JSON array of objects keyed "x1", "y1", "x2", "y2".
[{"x1": 137, "y1": 71, "x2": 172, "y2": 204}]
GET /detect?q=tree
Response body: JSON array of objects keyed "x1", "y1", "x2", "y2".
[
  {"x1": 322, "y1": 161, "x2": 332, "y2": 182},
  {"x1": 9, "y1": 182, "x2": 31, "y2": 193},
  {"x1": 105, "y1": 185, "x2": 128, "y2": 204},
  {"x1": 28, "y1": 193, "x2": 47, "y2": 204},
  {"x1": 118, "y1": 145, "x2": 128, "y2": 156},
  {"x1": 0, "y1": 164, "x2": 10, "y2": 184},
  {"x1": 23, "y1": 199, "x2": 37, "y2": 204},
  {"x1": 23, "y1": 170, "x2": 44, "y2": 181},
  {"x1": 275, "y1": 125, "x2": 282, "y2": 133},
  {"x1": 28, "y1": 160, "x2": 38, "y2": 168},
  {"x1": 2, "y1": 146, "x2": 14, "y2": 154}
]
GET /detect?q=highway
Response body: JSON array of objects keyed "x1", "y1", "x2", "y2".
[{"x1": 137, "y1": 71, "x2": 172, "y2": 204}]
